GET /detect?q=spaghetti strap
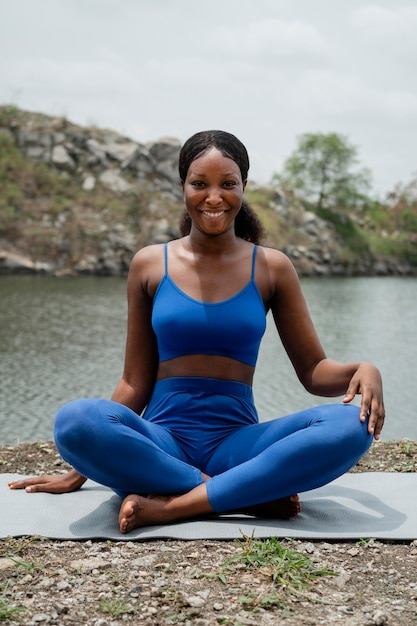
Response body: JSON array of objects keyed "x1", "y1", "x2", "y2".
[
  {"x1": 164, "y1": 243, "x2": 168, "y2": 276},
  {"x1": 251, "y1": 245, "x2": 257, "y2": 280}
]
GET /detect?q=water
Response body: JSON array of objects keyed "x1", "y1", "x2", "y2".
[{"x1": 1, "y1": 275, "x2": 416, "y2": 444}]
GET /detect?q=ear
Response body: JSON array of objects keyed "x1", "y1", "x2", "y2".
[
  {"x1": 181, "y1": 180, "x2": 185, "y2": 191},
  {"x1": 242, "y1": 179, "x2": 247, "y2": 191}
]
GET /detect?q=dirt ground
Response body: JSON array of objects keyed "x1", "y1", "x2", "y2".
[{"x1": 1, "y1": 439, "x2": 417, "y2": 625}]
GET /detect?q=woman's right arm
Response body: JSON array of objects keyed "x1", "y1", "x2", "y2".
[
  {"x1": 8, "y1": 469, "x2": 87, "y2": 493},
  {"x1": 110, "y1": 246, "x2": 160, "y2": 412},
  {"x1": 9, "y1": 246, "x2": 162, "y2": 494}
]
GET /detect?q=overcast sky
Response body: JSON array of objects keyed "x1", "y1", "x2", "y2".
[{"x1": 1, "y1": 0, "x2": 416, "y2": 197}]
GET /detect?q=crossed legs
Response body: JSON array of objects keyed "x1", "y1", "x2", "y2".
[{"x1": 54, "y1": 399, "x2": 372, "y2": 532}]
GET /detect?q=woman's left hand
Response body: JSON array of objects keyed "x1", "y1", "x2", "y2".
[{"x1": 343, "y1": 362, "x2": 385, "y2": 440}]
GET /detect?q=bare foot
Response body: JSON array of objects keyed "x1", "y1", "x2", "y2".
[
  {"x1": 118, "y1": 494, "x2": 176, "y2": 533},
  {"x1": 241, "y1": 494, "x2": 301, "y2": 519},
  {"x1": 118, "y1": 483, "x2": 214, "y2": 533}
]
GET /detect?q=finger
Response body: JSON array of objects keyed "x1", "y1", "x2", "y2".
[
  {"x1": 363, "y1": 396, "x2": 384, "y2": 438},
  {"x1": 24, "y1": 483, "x2": 49, "y2": 493},
  {"x1": 8, "y1": 476, "x2": 50, "y2": 491},
  {"x1": 8, "y1": 481, "x2": 25, "y2": 490},
  {"x1": 370, "y1": 406, "x2": 385, "y2": 441},
  {"x1": 359, "y1": 398, "x2": 371, "y2": 423},
  {"x1": 8, "y1": 477, "x2": 39, "y2": 490},
  {"x1": 343, "y1": 381, "x2": 359, "y2": 404}
]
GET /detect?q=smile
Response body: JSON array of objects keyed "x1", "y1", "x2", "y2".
[{"x1": 202, "y1": 210, "x2": 226, "y2": 217}]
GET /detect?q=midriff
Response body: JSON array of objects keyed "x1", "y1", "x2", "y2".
[{"x1": 156, "y1": 355, "x2": 255, "y2": 386}]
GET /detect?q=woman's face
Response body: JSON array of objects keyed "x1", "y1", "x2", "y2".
[{"x1": 182, "y1": 147, "x2": 246, "y2": 238}]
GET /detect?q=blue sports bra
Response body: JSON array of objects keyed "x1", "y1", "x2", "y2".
[{"x1": 151, "y1": 244, "x2": 266, "y2": 366}]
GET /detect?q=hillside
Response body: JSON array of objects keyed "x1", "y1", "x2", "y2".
[{"x1": 0, "y1": 105, "x2": 415, "y2": 276}]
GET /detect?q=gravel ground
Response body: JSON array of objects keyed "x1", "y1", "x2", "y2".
[{"x1": 1, "y1": 439, "x2": 417, "y2": 626}]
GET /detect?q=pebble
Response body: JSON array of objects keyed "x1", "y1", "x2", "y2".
[
  {"x1": 372, "y1": 609, "x2": 389, "y2": 625},
  {"x1": 56, "y1": 580, "x2": 71, "y2": 591}
]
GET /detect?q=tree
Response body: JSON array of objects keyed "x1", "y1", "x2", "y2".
[{"x1": 273, "y1": 132, "x2": 372, "y2": 211}]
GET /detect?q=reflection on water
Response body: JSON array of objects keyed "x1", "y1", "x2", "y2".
[{"x1": 1, "y1": 275, "x2": 416, "y2": 444}]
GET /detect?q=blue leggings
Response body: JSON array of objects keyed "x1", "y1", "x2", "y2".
[{"x1": 54, "y1": 377, "x2": 372, "y2": 512}]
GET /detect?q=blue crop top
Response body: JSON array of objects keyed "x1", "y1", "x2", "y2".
[{"x1": 151, "y1": 244, "x2": 266, "y2": 366}]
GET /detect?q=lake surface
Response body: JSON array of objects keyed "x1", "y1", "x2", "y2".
[{"x1": 1, "y1": 275, "x2": 416, "y2": 445}]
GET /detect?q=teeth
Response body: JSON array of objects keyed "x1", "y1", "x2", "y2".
[{"x1": 202, "y1": 211, "x2": 225, "y2": 217}]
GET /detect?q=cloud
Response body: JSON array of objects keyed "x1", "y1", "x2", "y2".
[
  {"x1": 0, "y1": 0, "x2": 415, "y2": 194},
  {"x1": 352, "y1": 4, "x2": 417, "y2": 34},
  {"x1": 4, "y1": 58, "x2": 138, "y2": 96},
  {"x1": 211, "y1": 18, "x2": 330, "y2": 63}
]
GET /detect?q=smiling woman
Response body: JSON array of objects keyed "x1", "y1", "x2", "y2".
[
  {"x1": 178, "y1": 130, "x2": 265, "y2": 244},
  {"x1": 183, "y1": 148, "x2": 244, "y2": 237},
  {"x1": 9, "y1": 129, "x2": 384, "y2": 535}
]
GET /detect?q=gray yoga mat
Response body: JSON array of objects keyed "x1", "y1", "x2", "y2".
[{"x1": 1, "y1": 473, "x2": 415, "y2": 541}]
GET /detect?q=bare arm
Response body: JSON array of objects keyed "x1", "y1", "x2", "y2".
[
  {"x1": 265, "y1": 249, "x2": 385, "y2": 439},
  {"x1": 110, "y1": 247, "x2": 160, "y2": 412},
  {"x1": 10, "y1": 247, "x2": 162, "y2": 493}
]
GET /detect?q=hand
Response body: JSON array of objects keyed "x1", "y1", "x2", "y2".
[
  {"x1": 343, "y1": 362, "x2": 385, "y2": 440},
  {"x1": 8, "y1": 469, "x2": 86, "y2": 494}
]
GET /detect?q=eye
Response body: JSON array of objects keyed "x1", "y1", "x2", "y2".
[
  {"x1": 223, "y1": 181, "x2": 237, "y2": 188},
  {"x1": 190, "y1": 181, "x2": 206, "y2": 188}
]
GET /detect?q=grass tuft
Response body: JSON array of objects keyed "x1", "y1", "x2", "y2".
[{"x1": 221, "y1": 534, "x2": 337, "y2": 595}]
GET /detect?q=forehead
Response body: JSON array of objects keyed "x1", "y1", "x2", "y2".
[{"x1": 188, "y1": 147, "x2": 241, "y2": 178}]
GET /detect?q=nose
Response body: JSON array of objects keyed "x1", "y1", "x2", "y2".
[{"x1": 205, "y1": 187, "x2": 223, "y2": 206}]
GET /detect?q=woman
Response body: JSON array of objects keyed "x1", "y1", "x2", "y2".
[{"x1": 9, "y1": 130, "x2": 385, "y2": 533}]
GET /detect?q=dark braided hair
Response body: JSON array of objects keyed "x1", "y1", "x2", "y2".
[{"x1": 178, "y1": 130, "x2": 265, "y2": 244}]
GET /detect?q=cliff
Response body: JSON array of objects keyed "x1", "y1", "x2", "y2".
[{"x1": 0, "y1": 105, "x2": 415, "y2": 276}]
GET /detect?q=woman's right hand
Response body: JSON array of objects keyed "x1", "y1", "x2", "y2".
[{"x1": 8, "y1": 469, "x2": 87, "y2": 494}]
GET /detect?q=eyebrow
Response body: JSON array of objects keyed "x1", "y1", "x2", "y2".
[{"x1": 190, "y1": 172, "x2": 239, "y2": 177}]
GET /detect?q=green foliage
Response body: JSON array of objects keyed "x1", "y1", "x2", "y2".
[
  {"x1": 0, "y1": 104, "x2": 21, "y2": 127},
  {"x1": 317, "y1": 207, "x2": 370, "y2": 256},
  {"x1": 98, "y1": 598, "x2": 134, "y2": 617},
  {"x1": 273, "y1": 132, "x2": 371, "y2": 211},
  {"x1": 0, "y1": 585, "x2": 25, "y2": 621},
  {"x1": 399, "y1": 209, "x2": 417, "y2": 232},
  {"x1": 221, "y1": 534, "x2": 337, "y2": 594}
]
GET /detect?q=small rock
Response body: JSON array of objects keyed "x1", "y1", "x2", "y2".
[
  {"x1": 301, "y1": 542, "x2": 315, "y2": 554},
  {"x1": 186, "y1": 595, "x2": 206, "y2": 608},
  {"x1": 82, "y1": 174, "x2": 96, "y2": 191},
  {"x1": 372, "y1": 609, "x2": 388, "y2": 625},
  {"x1": 52, "y1": 145, "x2": 75, "y2": 170},
  {"x1": 56, "y1": 581, "x2": 71, "y2": 591},
  {"x1": 99, "y1": 168, "x2": 132, "y2": 193},
  {"x1": 70, "y1": 558, "x2": 111, "y2": 571}
]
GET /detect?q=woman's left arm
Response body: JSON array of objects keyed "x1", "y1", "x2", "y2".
[
  {"x1": 308, "y1": 358, "x2": 385, "y2": 440},
  {"x1": 265, "y1": 249, "x2": 385, "y2": 440}
]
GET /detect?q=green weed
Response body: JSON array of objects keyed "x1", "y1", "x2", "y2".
[
  {"x1": 221, "y1": 534, "x2": 337, "y2": 594},
  {"x1": 98, "y1": 597, "x2": 134, "y2": 617},
  {"x1": 0, "y1": 584, "x2": 25, "y2": 621}
]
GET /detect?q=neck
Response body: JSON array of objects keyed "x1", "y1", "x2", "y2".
[{"x1": 187, "y1": 227, "x2": 240, "y2": 255}]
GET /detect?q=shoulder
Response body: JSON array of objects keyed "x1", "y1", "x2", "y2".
[
  {"x1": 256, "y1": 245, "x2": 298, "y2": 279},
  {"x1": 128, "y1": 243, "x2": 167, "y2": 297},
  {"x1": 130, "y1": 243, "x2": 165, "y2": 268},
  {"x1": 254, "y1": 245, "x2": 301, "y2": 306}
]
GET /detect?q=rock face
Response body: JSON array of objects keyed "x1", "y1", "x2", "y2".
[
  {"x1": 0, "y1": 106, "x2": 415, "y2": 276},
  {"x1": 0, "y1": 108, "x2": 186, "y2": 275}
]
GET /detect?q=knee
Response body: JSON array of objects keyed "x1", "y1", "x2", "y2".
[
  {"x1": 54, "y1": 398, "x2": 101, "y2": 453},
  {"x1": 326, "y1": 403, "x2": 372, "y2": 454}
]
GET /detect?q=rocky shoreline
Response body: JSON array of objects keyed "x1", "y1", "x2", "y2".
[
  {"x1": 1, "y1": 105, "x2": 416, "y2": 279},
  {"x1": 1, "y1": 440, "x2": 417, "y2": 625}
]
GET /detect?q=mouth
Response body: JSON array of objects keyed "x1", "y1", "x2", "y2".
[{"x1": 201, "y1": 210, "x2": 226, "y2": 218}]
